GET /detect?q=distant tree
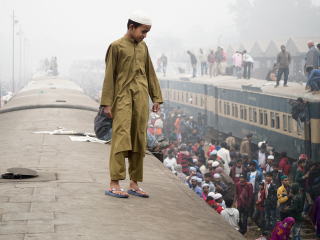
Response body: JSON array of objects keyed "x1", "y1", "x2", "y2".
[{"x1": 229, "y1": 0, "x2": 320, "y2": 40}]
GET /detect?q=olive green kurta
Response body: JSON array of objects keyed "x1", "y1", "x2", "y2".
[{"x1": 100, "y1": 35, "x2": 163, "y2": 157}]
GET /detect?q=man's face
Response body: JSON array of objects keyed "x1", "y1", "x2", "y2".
[
  {"x1": 242, "y1": 158, "x2": 247, "y2": 163},
  {"x1": 129, "y1": 24, "x2": 151, "y2": 43},
  {"x1": 239, "y1": 177, "x2": 246, "y2": 183},
  {"x1": 273, "y1": 165, "x2": 278, "y2": 172},
  {"x1": 208, "y1": 162, "x2": 212, "y2": 169},
  {"x1": 218, "y1": 47, "x2": 221, "y2": 51},
  {"x1": 194, "y1": 141, "x2": 199, "y2": 146},
  {"x1": 249, "y1": 165, "x2": 255, "y2": 172},
  {"x1": 216, "y1": 197, "x2": 222, "y2": 203},
  {"x1": 192, "y1": 129, "x2": 197, "y2": 134},
  {"x1": 200, "y1": 141, "x2": 204, "y2": 147},
  {"x1": 289, "y1": 189, "x2": 294, "y2": 197},
  {"x1": 281, "y1": 46, "x2": 285, "y2": 51},
  {"x1": 188, "y1": 142, "x2": 192, "y2": 147},
  {"x1": 191, "y1": 179, "x2": 197, "y2": 187},
  {"x1": 248, "y1": 136, "x2": 253, "y2": 141},
  {"x1": 188, "y1": 161, "x2": 193, "y2": 167},
  {"x1": 267, "y1": 159, "x2": 273, "y2": 165},
  {"x1": 308, "y1": 43, "x2": 313, "y2": 49},
  {"x1": 204, "y1": 176, "x2": 210, "y2": 183},
  {"x1": 169, "y1": 152, "x2": 175, "y2": 158},
  {"x1": 203, "y1": 186, "x2": 209, "y2": 193},
  {"x1": 299, "y1": 162, "x2": 306, "y2": 168},
  {"x1": 266, "y1": 175, "x2": 272, "y2": 182},
  {"x1": 236, "y1": 162, "x2": 242, "y2": 168},
  {"x1": 282, "y1": 178, "x2": 289, "y2": 187},
  {"x1": 213, "y1": 178, "x2": 220, "y2": 184},
  {"x1": 260, "y1": 148, "x2": 266, "y2": 153}
]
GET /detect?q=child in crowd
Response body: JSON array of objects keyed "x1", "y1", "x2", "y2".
[
  {"x1": 253, "y1": 182, "x2": 265, "y2": 231},
  {"x1": 272, "y1": 163, "x2": 283, "y2": 189},
  {"x1": 295, "y1": 159, "x2": 308, "y2": 207},
  {"x1": 264, "y1": 172, "x2": 277, "y2": 232},
  {"x1": 263, "y1": 155, "x2": 274, "y2": 175}
]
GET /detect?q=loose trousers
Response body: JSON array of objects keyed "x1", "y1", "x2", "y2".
[{"x1": 110, "y1": 150, "x2": 144, "y2": 182}]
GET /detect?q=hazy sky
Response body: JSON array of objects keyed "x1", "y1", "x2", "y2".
[{"x1": 0, "y1": 0, "x2": 320, "y2": 82}]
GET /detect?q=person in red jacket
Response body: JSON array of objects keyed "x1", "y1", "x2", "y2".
[
  {"x1": 252, "y1": 182, "x2": 265, "y2": 231},
  {"x1": 230, "y1": 159, "x2": 247, "y2": 184},
  {"x1": 279, "y1": 151, "x2": 290, "y2": 176},
  {"x1": 176, "y1": 144, "x2": 190, "y2": 175},
  {"x1": 206, "y1": 196, "x2": 224, "y2": 214}
]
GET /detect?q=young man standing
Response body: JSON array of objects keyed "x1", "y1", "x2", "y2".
[
  {"x1": 264, "y1": 172, "x2": 278, "y2": 232},
  {"x1": 197, "y1": 139, "x2": 206, "y2": 159},
  {"x1": 217, "y1": 142, "x2": 231, "y2": 175},
  {"x1": 163, "y1": 149, "x2": 177, "y2": 171},
  {"x1": 160, "y1": 53, "x2": 167, "y2": 77},
  {"x1": 240, "y1": 133, "x2": 253, "y2": 161},
  {"x1": 187, "y1": 50, "x2": 197, "y2": 78},
  {"x1": 221, "y1": 199, "x2": 240, "y2": 230},
  {"x1": 233, "y1": 173, "x2": 253, "y2": 236},
  {"x1": 230, "y1": 159, "x2": 246, "y2": 184},
  {"x1": 295, "y1": 159, "x2": 308, "y2": 206},
  {"x1": 252, "y1": 143, "x2": 269, "y2": 169},
  {"x1": 213, "y1": 173, "x2": 228, "y2": 195},
  {"x1": 275, "y1": 45, "x2": 291, "y2": 88},
  {"x1": 102, "y1": 11, "x2": 163, "y2": 198},
  {"x1": 278, "y1": 175, "x2": 291, "y2": 221},
  {"x1": 202, "y1": 172, "x2": 215, "y2": 193},
  {"x1": 284, "y1": 183, "x2": 303, "y2": 240}
]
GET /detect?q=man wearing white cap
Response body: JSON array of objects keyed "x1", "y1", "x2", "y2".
[
  {"x1": 213, "y1": 173, "x2": 228, "y2": 195},
  {"x1": 186, "y1": 176, "x2": 203, "y2": 197},
  {"x1": 102, "y1": 10, "x2": 163, "y2": 198},
  {"x1": 213, "y1": 193, "x2": 226, "y2": 209},
  {"x1": 263, "y1": 155, "x2": 274, "y2": 175}
]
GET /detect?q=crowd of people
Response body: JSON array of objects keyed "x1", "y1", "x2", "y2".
[
  {"x1": 185, "y1": 41, "x2": 320, "y2": 94},
  {"x1": 146, "y1": 106, "x2": 320, "y2": 240}
]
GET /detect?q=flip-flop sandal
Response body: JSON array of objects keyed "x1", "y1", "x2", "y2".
[
  {"x1": 127, "y1": 188, "x2": 149, "y2": 198},
  {"x1": 105, "y1": 188, "x2": 129, "y2": 198}
]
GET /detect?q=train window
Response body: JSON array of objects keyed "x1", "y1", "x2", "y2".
[
  {"x1": 283, "y1": 115, "x2": 287, "y2": 131},
  {"x1": 270, "y1": 112, "x2": 275, "y2": 128},
  {"x1": 195, "y1": 95, "x2": 198, "y2": 105},
  {"x1": 219, "y1": 101, "x2": 222, "y2": 114},
  {"x1": 186, "y1": 93, "x2": 188, "y2": 103},
  {"x1": 249, "y1": 107, "x2": 253, "y2": 122},
  {"x1": 288, "y1": 116, "x2": 293, "y2": 133},
  {"x1": 201, "y1": 96, "x2": 203, "y2": 107},
  {"x1": 232, "y1": 104, "x2": 235, "y2": 117},
  {"x1": 235, "y1": 104, "x2": 238, "y2": 118},
  {"x1": 224, "y1": 102, "x2": 227, "y2": 115},
  {"x1": 240, "y1": 106, "x2": 244, "y2": 119},
  {"x1": 276, "y1": 113, "x2": 280, "y2": 129},
  {"x1": 297, "y1": 123, "x2": 302, "y2": 136},
  {"x1": 227, "y1": 103, "x2": 230, "y2": 115},
  {"x1": 182, "y1": 92, "x2": 184, "y2": 102},
  {"x1": 190, "y1": 94, "x2": 193, "y2": 104},
  {"x1": 253, "y1": 108, "x2": 257, "y2": 123},
  {"x1": 264, "y1": 111, "x2": 268, "y2": 126},
  {"x1": 174, "y1": 91, "x2": 176, "y2": 100},
  {"x1": 244, "y1": 107, "x2": 247, "y2": 120},
  {"x1": 259, "y1": 110, "x2": 263, "y2": 125},
  {"x1": 165, "y1": 90, "x2": 167, "y2": 98},
  {"x1": 178, "y1": 92, "x2": 180, "y2": 101}
]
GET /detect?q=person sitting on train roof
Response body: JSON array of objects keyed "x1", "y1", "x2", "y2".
[
  {"x1": 240, "y1": 133, "x2": 253, "y2": 161},
  {"x1": 265, "y1": 63, "x2": 278, "y2": 81},
  {"x1": 252, "y1": 143, "x2": 269, "y2": 170},
  {"x1": 306, "y1": 66, "x2": 320, "y2": 95},
  {"x1": 290, "y1": 97, "x2": 309, "y2": 130}
]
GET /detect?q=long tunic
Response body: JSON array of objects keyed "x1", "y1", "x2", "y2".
[{"x1": 100, "y1": 35, "x2": 163, "y2": 156}]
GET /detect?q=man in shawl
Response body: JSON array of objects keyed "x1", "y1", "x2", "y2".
[
  {"x1": 102, "y1": 11, "x2": 163, "y2": 198},
  {"x1": 305, "y1": 41, "x2": 319, "y2": 80},
  {"x1": 270, "y1": 217, "x2": 295, "y2": 240},
  {"x1": 233, "y1": 173, "x2": 253, "y2": 236}
]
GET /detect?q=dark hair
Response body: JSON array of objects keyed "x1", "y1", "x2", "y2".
[
  {"x1": 266, "y1": 172, "x2": 273, "y2": 177},
  {"x1": 273, "y1": 63, "x2": 277, "y2": 67},
  {"x1": 200, "y1": 139, "x2": 205, "y2": 142},
  {"x1": 187, "y1": 157, "x2": 193, "y2": 163},
  {"x1": 195, "y1": 140, "x2": 199, "y2": 143},
  {"x1": 309, "y1": 162, "x2": 315, "y2": 168},
  {"x1": 226, "y1": 146, "x2": 230, "y2": 150},
  {"x1": 211, "y1": 139, "x2": 216, "y2": 145},
  {"x1": 315, "y1": 162, "x2": 320, "y2": 168},
  {"x1": 225, "y1": 199, "x2": 234, "y2": 208},
  {"x1": 234, "y1": 144, "x2": 240, "y2": 151},
  {"x1": 243, "y1": 50, "x2": 247, "y2": 54},
  {"x1": 168, "y1": 149, "x2": 174, "y2": 155},
  {"x1": 317, "y1": 43, "x2": 320, "y2": 50},
  {"x1": 187, "y1": 141, "x2": 192, "y2": 144},
  {"x1": 260, "y1": 143, "x2": 266, "y2": 149},
  {"x1": 206, "y1": 196, "x2": 214, "y2": 202},
  {"x1": 298, "y1": 159, "x2": 305, "y2": 165},
  {"x1": 249, "y1": 161, "x2": 257, "y2": 167},
  {"x1": 216, "y1": 140, "x2": 220, "y2": 145},
  {"x1": 280, "y1": 152, "x2": 287, "y2": 158},
  {"x1": 236, "y1": 159, "x2": 243, "y2": 164},
  {"x1": 192, "y1": 128, "x2": 197, "y2": 131},
  {"x1": 221, "y1": 142, "x2": 227, "y2": 148},
  {"x1": 273, "y1": 163, "x2": 279, "y2": 167},
  {"x1": 259, "y1": 181, "x2": 264, "y2": 186},
  {"x1": 127, "y1": 19, "x2": 142, "y2": 30},
  {"x1": 204, "y1": 172, "x2": 211, "y2": 178},
  {"x1": 296, "y1": 97, "x2": 303, "y2": 103},
  {"x1": 187, "y1": 50, "x2": 191, "y2": 54},
  {"x1": 195, "y1": 150, "x2": 201, "y2": 155},
  {"x1": 228, "y1": 132, "x2": 232, "y2": 137},
  {"x1": 199, "y1": 158, "x2": 205, "y2": 164},
  {"x1": 280, "y1": 45, "x2": 285, "y2": 48},
  {"x1": 306, "y1": 66, "x2": 313, "y2": 72}
]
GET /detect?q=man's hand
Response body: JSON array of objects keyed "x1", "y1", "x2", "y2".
[
  {"x1": 104, "y1": 106, "x2": 113, "y2": 119},
  {"x1": 305, "y1": 173, "x2": 309, "y2": 178},
  {"x1": 304, "y1": 100, "x2": 308, "y2": 104},
  {"x1": 152, "y1": 103, "x2": 160, "y2": 112}
]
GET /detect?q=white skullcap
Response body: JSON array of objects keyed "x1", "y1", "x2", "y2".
[
  {"x1": 190, "y1": 116, "x2": 193, "y2": 119},
  {"x1": 193, "y1": 159, "x2": 198, "y2": 163},
  {"x1": 166, "y1": 164, "x2": 171, "y2": 168},
  {"x1": 212, "y1": 162, "x2": 219, "y2": 167},
  {"x1": 191, "y1": 176, "x2": 198, "y2": 181},
  {"x1": 214, "y1": 173, "x2": 220, "y2": 179},
  {"x1": 129, "y1": 10, "x2": 152, "y2": 26},
  {"x1": 208, "y1": 192, "x2": 215, "y2": 197},
  {"x1": 202, "y1": 183, "x2": 209, "y2": 188},
  {"x1": 213, "y1": 193, "x2": 222, "y2": 200},
  {"x1": 210, "y1": 150, "x2": 217, "y2": 156},
  {"x1": 258, "y1": 141, "x2": 265, "y2": 148},
  {"x1": 197, "y1": 178, "x2": 202, "y2": 182},
  {"x1": 208, "y1": 160, "x2": 214, "y2": 163},
  {"x1": 155, "y1": 114, "x2": 159, "y2": 118},
  {"x1": 171, "y1": 114, "x2": 174, "y2": 117},
  {"x1": 149, "y1": 125, "x2": 153, "y2": 127},
  {"x1": 178, "y1": 114, "x2": 181, "y2": 117},
  {"x1": 189, "y1": 167, "x2": 196, "y2": 171},
  {"x1": 172, "y1": 171, "x2": 177, "y2": 174},
  {"x1": 267, "y1": 155, "x2": 274, "y2": 160}
]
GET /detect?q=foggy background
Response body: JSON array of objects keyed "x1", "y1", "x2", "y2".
[{"x1": 0, "y1": 0, "x2": 320, "y2": 91}]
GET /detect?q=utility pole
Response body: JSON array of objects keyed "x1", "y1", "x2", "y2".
[
  {"x1": 11, "y1": 11, "x2": 18, "y2": 94},
  {"x1": 19, "y1": 25, "x2": 22, "y2": 91},
  {"x1": 24, "y1": 38, "x2": 26, "y2": 86}
]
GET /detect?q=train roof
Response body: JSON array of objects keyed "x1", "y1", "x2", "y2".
[{"x1": 158, "y1": 73, "x2": 320, "y2": 102}]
